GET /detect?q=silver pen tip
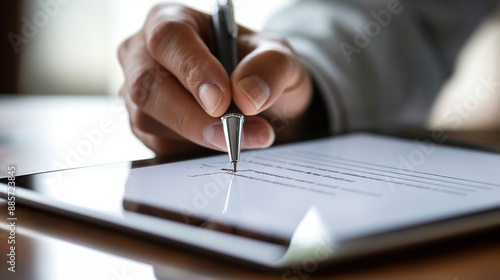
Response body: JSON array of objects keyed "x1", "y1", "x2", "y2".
[{"x1": 232, "y1": 161, "x2": 237, "y2": 172}]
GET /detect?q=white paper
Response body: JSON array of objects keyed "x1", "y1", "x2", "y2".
[{"x1": 123, "y1": 133, "x2": 500, "y2": 243}]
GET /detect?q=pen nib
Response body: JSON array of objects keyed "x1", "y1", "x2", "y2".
[{"x1": 232, "y1": 161, "x2": 237, "y2": 172}]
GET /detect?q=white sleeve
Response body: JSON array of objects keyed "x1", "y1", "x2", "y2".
[{"x1": 264, "y1": 0, "x2": 499, "y2": 133}]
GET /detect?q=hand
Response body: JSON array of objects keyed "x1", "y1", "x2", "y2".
[{"x1": 118, "y1": 3, "x2": 313, "y2": 156}]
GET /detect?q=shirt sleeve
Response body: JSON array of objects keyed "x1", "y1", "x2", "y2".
[{"x1": 264, "y1": 0, "x2": 499, "y2": 134}]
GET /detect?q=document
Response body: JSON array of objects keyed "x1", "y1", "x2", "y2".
[{"x1": 123, "y1": 133, "x2": 500, "y2": 244}]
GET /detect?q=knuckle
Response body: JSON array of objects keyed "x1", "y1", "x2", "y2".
[
  {"x1": 146, "y1": 19, "x2": 192, "y2": 57},
  {"x1": 130, "y1": 70, "x2": 154, "y2": 106},
  {"x1": 130, "y1": 86, "x2": 149, "y2": 106},
  {"x1": 182, "y1": 55, "x2": 207, "y2": 92}
]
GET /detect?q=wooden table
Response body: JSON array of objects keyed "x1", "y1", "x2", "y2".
[{"x1": 1, "y1": 95, "x2": 500, "y2": 280}]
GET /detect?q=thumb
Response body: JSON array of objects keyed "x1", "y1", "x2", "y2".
[{"x1": 231, "y1": 36, "x2": 311, "y2": 118}]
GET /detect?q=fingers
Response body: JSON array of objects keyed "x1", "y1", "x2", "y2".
[
  {"x1": 143, "y1": 4, "x2": 231, "y2": 117},
  {"x1": 120, "y1": 83, "x2": 275, "y2": 154},
  {"x1": 117, "y1": 3, "x2": 311, "y2": 155},
  {"x1": 118, "y1": 30, "x2": 216, "y2": 150},
  {"x1": 203, "y1": 115, "x2": 275, "y2": 151},
  {"x1": 118, "y1": 33, "x2": 275, "y2": 153},
  {"x1": 232, "y1": 34, "x2": 313, "y2": 118},
  {"x1": 119, "y1": 26, "x2": 222, "y2": 152},
  {"x1": 120, "y1": 85, "x2": 205, "y2": 155}
]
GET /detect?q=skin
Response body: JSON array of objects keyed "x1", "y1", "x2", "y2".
[{"x1": 118, "y1": 3, "x2": 313, "y2": 156}]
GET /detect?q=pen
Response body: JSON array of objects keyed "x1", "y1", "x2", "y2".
[{"x1": 212, "y1": 0, "x2": 244, "y2": 172}]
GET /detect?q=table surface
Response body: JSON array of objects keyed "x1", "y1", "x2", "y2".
[{"x1": 1, "y1": 95, "x2": 500, "y2": 280}]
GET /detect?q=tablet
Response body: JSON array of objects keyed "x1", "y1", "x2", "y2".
[{"x1": 2, "y1": 132, "x2": 500, "y2": 271}]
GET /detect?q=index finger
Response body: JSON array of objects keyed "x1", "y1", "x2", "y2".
[{"x1": 144, "y1": 4, "x2": 231, "y2": 117}]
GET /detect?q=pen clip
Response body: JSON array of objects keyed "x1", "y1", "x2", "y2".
[{"x1": 216, "y1": 0, "x2": 238, "y2": 39}]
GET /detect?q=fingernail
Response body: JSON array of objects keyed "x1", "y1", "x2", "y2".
[
  {"x1": 257, "y1": 125, "x2": 275, "y2": 148},
  {"x1": 241, "y1": 120, "x2": 275, "y2": 149},
  {"x1": 203, "y1": 123, "x2": 227, "y2": 151},
  {"x1": 237, "y1": 75, "x2": 270, "y2": 110},
  {"x1": 199, "y1": 83, "x2": 223, "y2": 114}
]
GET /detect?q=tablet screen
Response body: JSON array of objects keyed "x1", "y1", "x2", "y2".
[
  {"x1": 122, "y1": 132, "x2": 500, "y2": 243},
  {"x1": 2, "y1": 133, "x2": 500, "y2": 266}
]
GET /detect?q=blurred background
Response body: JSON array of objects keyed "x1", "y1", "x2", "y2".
[{"x1": 1, "y1": 0, "x2": 295, "y2": 96}]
